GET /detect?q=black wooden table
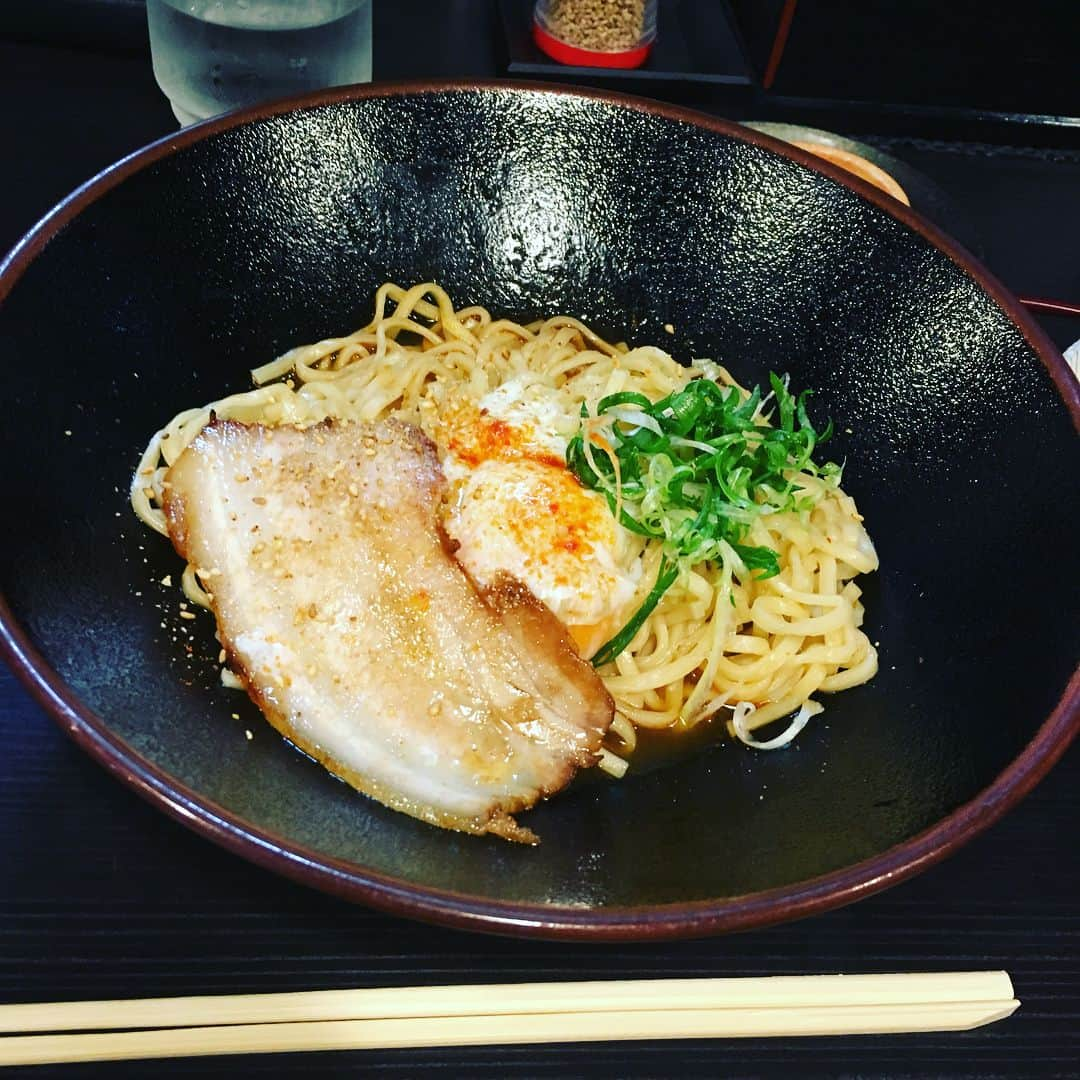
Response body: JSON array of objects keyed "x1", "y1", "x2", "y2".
[{"x1": 1, "y1": 4, "x2": 1078, "y2": 1077}]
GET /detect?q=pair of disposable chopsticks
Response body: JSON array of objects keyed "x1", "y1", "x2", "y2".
[{"x1": 0, "y1": 972, "x2": 1018, "y2": 1066}]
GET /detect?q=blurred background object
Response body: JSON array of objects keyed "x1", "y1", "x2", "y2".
[
  {"x1": 728, "y1": 0, "x2": 1080, "y2": 118},
  {"x1": 505, "y1": 0, "x2": 750, "y2": 91},
  {"x1": 532, "y1": 0, "x2": 657, "y2": 68},
  {"x1": 498, "y1": 0, "x2": 1080, "y2": 144},
  {"x1": 146, "y1": 0, "x2": 372, "y2": 125},
  {"x1": 745, "y1": 122, "x2": 912, "y2": 204}
]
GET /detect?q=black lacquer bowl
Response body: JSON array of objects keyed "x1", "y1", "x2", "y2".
[{"x1": 1, "y1": 83, "x2": 1077, "y2": 941}]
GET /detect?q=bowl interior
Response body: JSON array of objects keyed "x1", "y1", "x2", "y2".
[{"x1": 1, "y1": 87, "x2": 1076, "y2": 920}]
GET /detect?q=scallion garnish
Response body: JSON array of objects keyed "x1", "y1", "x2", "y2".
[{"x1": 566, "y1": 371, "x2": 841, "y2": 666}]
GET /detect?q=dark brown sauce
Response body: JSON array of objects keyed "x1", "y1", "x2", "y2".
[
  {"x1": 622, "y1": 711, "x2": 730, "y2": 777},
  {"x1": 572, "y1": 711, "x2": 730, "y2": 790}
]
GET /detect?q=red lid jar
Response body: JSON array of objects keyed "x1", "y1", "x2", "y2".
[{"x1": 532, "y1": 0, "x2": 658, "y2": 69}]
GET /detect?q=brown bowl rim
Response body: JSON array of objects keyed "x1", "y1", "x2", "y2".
[{"x1": 1, "y1": 79, "x2": 1077, "y2": 942}]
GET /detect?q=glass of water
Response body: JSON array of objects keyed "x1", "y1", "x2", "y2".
[{"x1": 146, "y1": 0, "x2": 373, "y2": 126}]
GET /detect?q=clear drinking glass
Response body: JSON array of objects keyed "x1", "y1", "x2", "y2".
[{"x1": 146, "y1": 0, "x2": 373, "y2": 126}]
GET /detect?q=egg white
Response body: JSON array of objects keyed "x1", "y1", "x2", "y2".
[{"x1": 434, "y1": 377, "x2": 644, "y2": 656}]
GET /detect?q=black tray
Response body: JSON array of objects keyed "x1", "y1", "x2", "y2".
[{"x1": 499, "y1": 0, "x2": 752, "y2": 86}]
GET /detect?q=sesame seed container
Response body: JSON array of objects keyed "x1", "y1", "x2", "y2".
[{"x1": 532, "y1": 0, "x2": 657, "y2": 69}]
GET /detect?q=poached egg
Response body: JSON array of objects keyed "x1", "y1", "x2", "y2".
[{"x1": 429, "y1": 375, "x2": 643, "y2": 658}]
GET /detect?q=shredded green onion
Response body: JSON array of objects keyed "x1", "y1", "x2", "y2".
[{"x1": 566, "y1": 371, "x2": 841, "y2": 666}]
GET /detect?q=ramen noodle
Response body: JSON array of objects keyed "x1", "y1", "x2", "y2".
[{"x1": 132, "y1": 283, "x2": 878, "y2": 774}]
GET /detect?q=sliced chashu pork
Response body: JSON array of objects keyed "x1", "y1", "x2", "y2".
[{"x1": 162, "y1": 418, "x2": 612, "y2": 841}]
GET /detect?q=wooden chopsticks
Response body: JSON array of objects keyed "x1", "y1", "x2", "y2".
[{"x1": 0, "y1": 973, "x2": 1019, "y2": 1066}]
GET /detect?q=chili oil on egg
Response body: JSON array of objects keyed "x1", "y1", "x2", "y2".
[{"x1": 430, "y1": 375, "x2": 644, "y2": 659}]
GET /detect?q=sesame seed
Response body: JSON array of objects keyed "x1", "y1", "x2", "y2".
[
  {"x1": 244, "y1": 729, "x2": 253, "y2": 741},
  {"x1": 161, "y1": 574, "x2": 172, "y2": 586}
]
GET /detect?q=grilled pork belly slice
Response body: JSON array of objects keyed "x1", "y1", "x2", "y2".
[{"x1": 162, "y1": 418, "x2": 613, "y2": 841}]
